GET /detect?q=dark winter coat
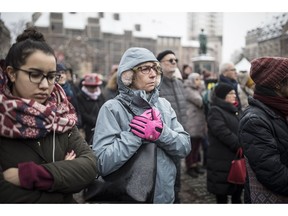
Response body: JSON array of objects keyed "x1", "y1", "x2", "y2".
[
  {"x1": 76, "y1": 90, "x2": 105, "y2": 143},
  {"x1": 239, "y1": 97, "x2": 288, "y2": 202},
  {"x1": 0, "y1": 126, "x2": 97, "y2": 203},
  {"x1": 159, "y1": 76, "x2": 187, "y2": 128},
  {"x1": 206, "y1": 96, "x2": 242, "y2": 195}
]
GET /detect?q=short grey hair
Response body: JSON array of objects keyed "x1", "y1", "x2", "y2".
[{"x1": 219, "y1": 62, "x2": 235, "y2": 75}]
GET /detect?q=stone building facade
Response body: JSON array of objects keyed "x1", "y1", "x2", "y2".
[
  {"x1": 1, "y1": 12, "x2": 222, "y2": 79},
  {"x1": 32, "y1": 13, "x2": 158, "y2": 79},
  {"x1": 0, "y1": 19, "x2": 11, "y2": 59},
  {"x1": 244, "y1": 13, "x2": 288, "y2": 61}
]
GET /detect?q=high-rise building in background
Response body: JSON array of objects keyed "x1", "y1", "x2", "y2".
[
  {"x1": 187, "y1": 12, "x2": 223, "y2": 65},
  {"x1": 187, "y1": 12, "x2": 223, "y2": 40}
]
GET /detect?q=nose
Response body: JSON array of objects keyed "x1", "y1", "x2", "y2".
[
  {"x1": 149, "y1": 68, "x2": 157, "y2": 76},
  {"x1": 39, "y1": 76, "x2": 50, "y2": 88}
]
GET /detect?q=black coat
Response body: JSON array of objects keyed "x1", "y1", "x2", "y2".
[
  {"x1": 206, "y1": 96, "x2": 242, "y2": 195},
  {"x1": 76, "y1": 90, "x2": 105, "y2": 143},
  {"x1": 239, "y1": 97, "x2": 288, "y2": 201}
]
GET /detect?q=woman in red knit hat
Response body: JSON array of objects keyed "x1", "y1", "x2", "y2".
[
  {"x1": 76, "y1": 73, "x2": 106, "y2": 145},
  {"x1": 239, "y1": 56, "x2": 288, "y2": 203}
]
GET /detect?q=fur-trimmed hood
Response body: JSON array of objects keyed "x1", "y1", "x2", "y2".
[{"x1": 116, "y1": 47, "x2": 162, "y2": 106}]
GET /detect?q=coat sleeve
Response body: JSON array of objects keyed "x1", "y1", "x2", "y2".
[
  {"x1": 92, "y1": 100, "x2": 143, "y2": 176},
  {"x1": 42, "y1": 126, "x2": 98, "y2": 193},
  {"x1": 156, "y1": 99, "x2": 191, "y2": 158}
]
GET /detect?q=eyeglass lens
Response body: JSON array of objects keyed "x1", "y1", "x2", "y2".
[
  {"x1": 14, "y1": 67, "x2": 60, "y2": 85},
  {"x1": 168, "y1": 59, "x2": 178, "y2": 64},
  {"x1": 134, "y1": 64, "x2": 162, "y2": 75}
]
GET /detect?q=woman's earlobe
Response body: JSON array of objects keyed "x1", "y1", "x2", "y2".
[{"x1": 6, "y1": 67, "x2": 16, "y2": 82}]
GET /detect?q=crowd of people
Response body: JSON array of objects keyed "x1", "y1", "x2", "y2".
[{"x1": 1, "y1": 26, "x2": 288, "y2": 204}]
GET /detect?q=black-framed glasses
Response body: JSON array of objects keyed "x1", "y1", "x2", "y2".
[
  {"x1": 132, "y1": 63, "x2": 162, "y2": 75},
  {"x1": 162, "y1": 58, "x2": 178, "y2": 64},
  {"x1": 13, "y1": 67, "x2": 60, "y2": 85}
]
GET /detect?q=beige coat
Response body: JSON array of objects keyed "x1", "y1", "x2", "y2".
[{"x1": 183, "y1": 78, "x2": 207, "y2": 138}]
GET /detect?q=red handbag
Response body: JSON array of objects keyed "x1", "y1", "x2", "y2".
[{"x1": 227, "y1": 148, "x2": 246, "y2": 184}]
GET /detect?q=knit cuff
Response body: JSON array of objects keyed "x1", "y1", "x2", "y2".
[{"x1": 18, "y1": 161, "x2": 54, "y2": 190}]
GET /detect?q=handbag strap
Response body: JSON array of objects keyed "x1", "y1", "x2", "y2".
[{"x1": 236, "y1": 148, "x2": 243, "y2": 158}]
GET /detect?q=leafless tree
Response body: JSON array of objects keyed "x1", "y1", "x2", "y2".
[{"x1": 9, "y1": 19, "x2": 27, "y2": 43}]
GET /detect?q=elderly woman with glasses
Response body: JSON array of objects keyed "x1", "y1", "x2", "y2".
[
  {"x1": 92, "y1": 47, "x2": 191, "y2": 203},
  {"x1": 0, "y1": 27, "x2": 97, "y2": 203}
]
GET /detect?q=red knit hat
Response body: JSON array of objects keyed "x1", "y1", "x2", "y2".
[
  {"x1": 82, "y1": 73, "x2": 103, "y2": 86},
  {"x1": 250, "y1": 57, "x2": 288, "y2": 88}
]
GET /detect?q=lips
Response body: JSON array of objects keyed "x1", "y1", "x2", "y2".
[
  {"x1": 147, "y1": 82, "x2": 155, "y2": 86},
  {"x1": 34, "y1": 93, "x2": 49, "y2": 100}
]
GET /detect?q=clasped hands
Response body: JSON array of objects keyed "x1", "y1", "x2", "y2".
[{"x1": 129, "y1": 108, "x2": 163, "y2": 141}]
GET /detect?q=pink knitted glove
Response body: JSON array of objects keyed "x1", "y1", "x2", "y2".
[{"x1": 129, "y1": 108, "x2": 163, "y2": 141}]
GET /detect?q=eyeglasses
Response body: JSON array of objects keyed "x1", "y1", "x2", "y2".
[
  {"x1": 162, "y1": 58, "x2": 178, "y2": 64},
  {"x1": 14, "y1": 67, "x2": 60, "y2": 85},
  {"x1": 132, "y1": 63, "x2": 162, "y2": 75}
]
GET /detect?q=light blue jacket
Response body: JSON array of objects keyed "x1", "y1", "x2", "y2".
[{"x1": 92, "y1": 47, "x2": 191, "y2": 203}]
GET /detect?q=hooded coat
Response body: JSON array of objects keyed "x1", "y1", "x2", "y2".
[{"x1": 92, "y1": 47, "x2": 191, "y2": 203}]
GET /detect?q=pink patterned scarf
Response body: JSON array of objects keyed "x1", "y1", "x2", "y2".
[{"x1": 0, "y1": 69, "x2": 77, "y2": 139}]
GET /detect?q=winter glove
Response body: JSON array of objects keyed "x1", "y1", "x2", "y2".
[{"x1": 129, "y1": 108, "x2": 163, "y2": 141}]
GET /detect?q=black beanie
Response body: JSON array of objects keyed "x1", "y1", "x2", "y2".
[
  {"x1": 214, "y1": 83, "x2": 234, "y2": 99},
  {"x1": 156, "y1": 50, "x2": 175, "y2": 61}
]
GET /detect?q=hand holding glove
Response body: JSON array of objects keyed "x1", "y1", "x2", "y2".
[{"x1": 129, "y1": 108, "x2": 163, "y2": 141}]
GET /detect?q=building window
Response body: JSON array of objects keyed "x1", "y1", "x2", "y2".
[
  {"x1": 113, "y1": 13, "x2": 120, "y2": 21},
  {"x1": 99, "y1": 12, "x2": 104, "y2": 18},
  {"x1": 135, "y1": 24, "x2": 141, "y2": 31},
  {"x1": 51, "y1": 22, "x2": 63, "y2": 34}
]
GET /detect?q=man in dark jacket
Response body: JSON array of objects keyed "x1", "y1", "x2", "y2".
[{"x1": 157, "y1": 50, "x2": 189, "y2": 203}]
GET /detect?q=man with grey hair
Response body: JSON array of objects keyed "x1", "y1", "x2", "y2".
[{"x1": 218, "y1": 62, "x2": 242, "y2": 111}]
